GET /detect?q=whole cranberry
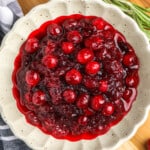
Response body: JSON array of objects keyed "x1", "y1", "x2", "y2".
[
  {"x1": 62, "y1": 42, "x2": 74, "y2": 54},
  {"x1": 98, "y1": 48, "x2": 111, "y2": 60},
  {"x1": 44, "y1": 40, "x2": 56, "y2": 54},
  {"x1": 63, "y1": 18, "x2": 78, "y2": 30},
  {"x1": 99, "y1": 80, "x2": 108, "y2": 93},
  {"x1": 65, "y1": 69, "x2": 82, "y2": 85},
  {"x1": 123, "y1": 88, "x2": 132, "y2": 101},
  {"x1": 47, "y1": 23, "x2": 63, "y2": 37},
  {"x1": 67, "y1": 30, "x2": 82, "y2": 44},
  {"x1": 123, "y1": 52, "x2": 137, "y2": 67},
  {"x1": 42, "y1": 54, "x2": 58, "y2": 69},
  {"x1": 77, "y1": 93, "x2": 90, "y2": 109},
  {"x1": 26, "y1": 111, "x2": 41, "y2": 126},
  {"x1": 103, "y1": 60, "x2": 123, "y2": 74},
  {"x1": 102, "y1": 102, "x2": 115, "y2": 116},
  {"x1": 25, "y1": 70, "x2": 40, "y2": 86},
  {"x1": 78, "y1": 115, "x2": 88, "y2": 126},
  {"x1": 92, "y1": 18, "x2": 105, "y2": 30},
  {"x1": 126, "y1": 72, "x2": 139, "y2": 87},
  {"x1": 77, "y1": 48, "x2": 94, "y2": 64},
  {"x1": 85, "y1": 61, "x2": 100, "y2": 75},
  {"x1": 24, "y1": 92, "x2": 32, "y2": 102},
  {"x1": 85, "y1": 37, "x2": 103, "y2": 51},
  {"x1": 63, "y1": 89, "x2": 76, "y2": 103},
  {"x1": 25, "y1": 38, "x2": 39, "y2": 53},
  {"x1": 84, "y1": 107, "x2": 95, "y2": 116},
  {"x1": 91, "y1": 95, "x2": 105, "y2": 111},
  {"x1": 83, "y1": 78, "x2": 98, "y2": 89},
  {"x1": 32, "y1": 90, "x2": 46, "y2": 106}
]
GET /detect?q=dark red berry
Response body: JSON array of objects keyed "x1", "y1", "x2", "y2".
[
  {"x1": 77, "y1": 48, "x2": 94, "y2": 64},
  {"x1": 83, "y1": 77, "x2": 98, "y2": 89},
  {"x1": 102, "y1": 102, "x2": 115, "y2": 116},
  {"x1": 25, "y1": 70, "x2": 40, "y2": 86},
  {"x1": 42, "y1": 54, "x2": 58, "y2": 69},
  {"x1": 78, "y1": 115, "x2": 88, "y2": 125},
  {"x1": 44, "y1": 40, "x2": 56, "y2": 54},
  {"x1": 47, "y1": 23, "x2": 63, "y2": 37},
  {"x1": 92, "y1": 18, "x2": 105, "y2": 30},
  {"x1": 123, "y1": 52, "x2": 137, "y2": 67},
  {"x1": 99, "y1": 80, "x2": 108, "y2": 92},
  {"x1": 126, "y1": 72, "x2": 139, "y2": 87},
  {"x1": 25, "y1": 38, "x2": 39, "y2": 53},
  {"x1": 98, "y1": 48, "x2": 111, "y2": 60},
  {"x1": 103, "y1": 60, "x2": 123, "y2": 74},
  {"x1": 67, "y1": 30, "x2": 82, "y2": 44},
  {"x1": 32, "y1": 90, "x2": 46, "y2": 106},
  {"x1": 77, "y1": 93, "x2": 90, "y2": 109},
  {"x1": 91, "y1": 95, "x2": 105, "y2": 111},
  {"x1": 83, "y1": 107, "x2": 95, "y2": 116},
  {"x1": 24, "y1": 92, "x2": 32, "y2": 102},
  {"x1": 85, "y1": 37, "x2": 103, "y2": 50},
  {"x1": 62, "y1": 42, "x2": 74, "y2": 54},
  {"x1": 63, "y1": 89, "x2": 76, "y2": 103},
  {"x1": 65, "y1": 69, "x2": 82, "y2": 85},
  {"x1": 123, "y1": 89, "x2": 132, "y2": 101},
  {"x1": 26, "y1": 111, "x2": 41, "y2": 126},
  {"x1": 85, "y1": 61, "x2": 100, "y2": 75},
  {"x1": 63, "y1": 18, "x2": 78, "y2": 30}
]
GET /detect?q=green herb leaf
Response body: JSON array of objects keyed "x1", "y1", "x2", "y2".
[{"x1": 103, "y1": 0, "x2": 150, "y2": 41}]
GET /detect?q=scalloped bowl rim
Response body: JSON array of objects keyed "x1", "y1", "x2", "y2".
[{"x1": 0, "y1": 0, "x2": 150, "y2": 150}]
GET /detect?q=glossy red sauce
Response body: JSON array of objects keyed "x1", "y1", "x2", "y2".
[{"x1": 12, "y1": 14, "x2": 139, "y2": 141}]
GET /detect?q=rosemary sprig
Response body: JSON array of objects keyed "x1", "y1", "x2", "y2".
[{"x1": 103, "y1": 0, "x2": 150, "y2": 41}]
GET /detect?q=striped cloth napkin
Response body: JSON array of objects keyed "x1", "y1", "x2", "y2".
[{"x1": 0, "y1": 0, "x2": 31, "y2": 149}]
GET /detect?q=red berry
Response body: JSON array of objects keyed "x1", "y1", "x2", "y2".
[
  {"x1": 62, "y1": 42, "x2": 74, "y2": 54},
  {"x1": 63, "y1": 89, "x2": 76, "y2": 103},
  {"x1": 83, "y1": 107, "x2": 95, "y2": 116},
  {"x1": 99, "y1": 80, "x2": 108, "y2": 92},
  {"x1": 83, "y1": 78, "x2": 98, "y2": 89},
  {"x1": 77, "y1": 93, "x2": 90, "y2": 109},
  {"x1": 77, "y1": 48, "x2": 94, "y2": 64},
  {"x1": 85, "y1": 37, "x2": 103, "y2": 50},
  {"x1": 126, "y1": 72, "x2": 139, "y2": 87},
  {"x1": 47, "y1": 23, "x2": 62, "y2": 37},
  {"x1": 92, "y1": 18, "x2": 105, "y2": 30},
  {"x1": 24, "y1": 92, "x2": 32, "y2": 102},
  {"x1": 25, "y1": 70, "x2": 40, "y2": 86},
  {"x1": 78, "y1": 115, "x2": 88, "y2": 125},
  {"x1": 85, "y1": 61, "x2": 100, "y2": 75},
  {"x1": 32, "y1": 90, "x2": 46, "y2": 106},
  {"x1": 63, "y1": 18, "x2": 78, "y2": 30},
  {"x1": 25, "y1": 38, "x2": 39, "y2": 53},
  {"x1": 42, "y1": 54, "x2": 58, "y2": 69},
  {"x1": 123, "y1": 52, "x2": 137, "y2": 67},
  {"x1": 65, "y1": 69, "x2": 82, "y2": 85},
  {"x1": 26, "y1": 111, "x2": 41, "y2": 126},
  {"x1": 67, "y1": 30, "x2": 82, "y2": 44},
  {"x1": 123, "y1": 89, "x2": 132, "y2": 101},
  {"x1": 44, "y1": 40, "x2": 56, "y2": 54},
  {"x1": 91, "y1": 95, "x2": 105, "y2": 111},
  {"x1": 102, "y1": 102, "x2": 115, "y2": 116},
  {"x1": 98, "y1": 48, "x2": 111, "y2": 60}
]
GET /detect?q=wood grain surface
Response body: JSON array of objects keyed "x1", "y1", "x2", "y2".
[{"x1": 17, "y1": 0, "x2": 150, "y2": 149}]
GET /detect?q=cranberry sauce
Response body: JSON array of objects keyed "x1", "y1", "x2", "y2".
[{"x1": 12, "y1": 14, "x2": 139, "y2": 141}]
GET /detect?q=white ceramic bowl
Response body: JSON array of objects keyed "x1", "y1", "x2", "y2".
[{"x1": 0, "y1": 0, "x2": 150, "y2": 149}]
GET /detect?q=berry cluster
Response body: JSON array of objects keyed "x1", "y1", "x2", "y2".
[{"x1": 13, "y1": 14, "x2": 139, "y2": 140}]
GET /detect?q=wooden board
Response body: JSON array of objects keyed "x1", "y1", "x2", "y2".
[{"x1": 17, "y1": 0, "x2": 150, "y2": 149}]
